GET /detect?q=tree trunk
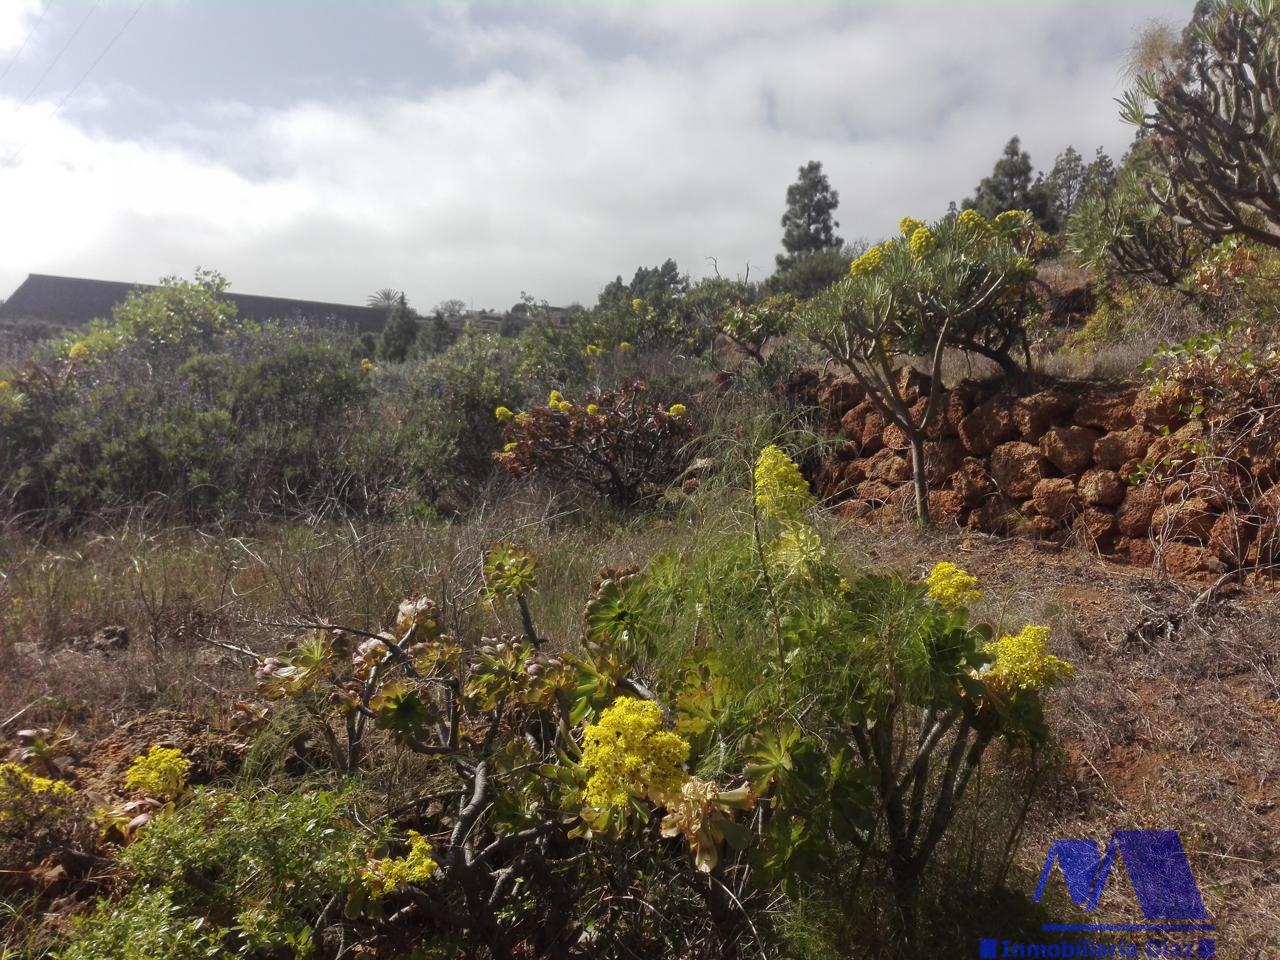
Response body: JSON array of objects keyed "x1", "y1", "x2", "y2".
[
  {"x1": 909, "y1": 433, "x2": 931, "y2": 526},
  {"x1": 890, "y1": 855, "x2": 923, "y2": 949}
]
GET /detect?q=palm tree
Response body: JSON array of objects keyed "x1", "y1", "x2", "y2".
[{"x1": 368, "y1": 288, "x2": 406, "y2": 312}]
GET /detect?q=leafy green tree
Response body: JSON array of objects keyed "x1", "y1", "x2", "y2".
[
  {"x1": 63, "y1": 270, "x2": 242, "y2": 360},
  {"x1": 598, "y1": 259, "x2": 689, "y2": 313},
  {"x1": 1067, "y1": 143, "x2": 1202, "y2": 287},
  {"x1": 434, "y1": 298, "x2": 467, "y2": 321},
  {"x1": 800, "y1": 210, "x2": 1041, "y2": 524},
  {"x1": 965, "y1": 137, "x2": 1056, "y2": 230},
  {"x1": 1121, "y1": 0, "x2": 1280, "y2": 248},
  {"x1": 1044, "y1": 146, "x2": 1088, "y2": 224},
  {"x1": 376, "y1": 292, "x2": 420, "y2": 363},
  {"x1": 715, "y1": 293, "x2": 798, "y2": 368},
  {"x1": 767, "y1": 245, "x2": 857, "y2": 299},
  {"x1": 1085, "y1": 146, "x2": 1116, "y2": 194},
  {"x1": 1043, "y1": 146, "x2": 1114, "y2": 226},
  {"x1": 776, "y1": 161, "x2": 843, "y2": 271},
  {"x1": 595, "y1": 259, "x2": 691, "y2": 347}
]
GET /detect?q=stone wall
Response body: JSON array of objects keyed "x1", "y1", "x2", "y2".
[{"x1": 811, "y1": 371, "x2": 1280, "y2": 579}]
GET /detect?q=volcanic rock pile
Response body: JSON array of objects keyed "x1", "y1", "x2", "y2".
[{"x1": 811, "y1": 370, "x2": 1280, "y2": 578}]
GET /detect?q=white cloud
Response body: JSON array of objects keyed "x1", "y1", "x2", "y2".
[
  {"x1": 0, "y1": 0, "x2": 40, "y2": 55},
  {"x1": 0, "y1": 0, "x2": 1190, "y2": 311}
]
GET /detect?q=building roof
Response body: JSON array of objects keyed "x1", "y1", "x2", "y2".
[{"x1": 0, "y1": 274, "x2": 387, "y2": 333}]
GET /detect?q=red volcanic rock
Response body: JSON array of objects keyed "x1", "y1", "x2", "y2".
[
  {"x1": 928, "y1": 489, "x2": 965, "y2": 524},
  {"x1": 941, "y1": 386, "x2": 976, "y2": 436},
  {"x1": 1118, "y1": 491, "x2": 1155, "y2": 534},
  {"x1": 817, "y1": 378, "x2": 865, "y2": 422},
  {"x1": 882, "y1": 422, "x2": 911, "y2": 451},
  {"x1": 837, "y1": 500, "x2": 872, "y2": 521},
  {"x1": 1093, "y1": 427, "x2": 1154, "y2": 470},
  {"x1": 1208, "y1": 511, "x2": 1257, "y2": 565},
  {"x1": 1161, "y1": 542, "x2": 1220, "y2": 577},
  {"x1": 959, "y1": 398, "x2": 1018, "y2": 455},
  {"x1": 924, "y1": 439, "x2": 966, "y2": 486},
  {"x1": 989, "y1": 441, "x2": 1044, "y2": 499},
  {"x1": 861, "y1": 409, "x2": 886, "y2": 454},
  {"x1": 856, "y1": 479, "x2": 895, "y2": 504},
  {"x1": 1072, "y1": 506, "x2": 1118, "y2": 546},
  {"x1": 1074, "y1": 388, "x2": 1140, "y2": 431},
  {"x1": 952, "y1": 459, "x2": 995, "y2": 506},
  {"x1": 1079, "y1": 469, "x2": 1126, "y2": 507},
  {"x1": 893, "y1": 367, "x2": 931, "y2": 406},
  {"x1": 1145, "y1": 421, "x2": 1204, "y2": 472},
  {"x1": 866, "y1": 448, "x2": 912, "y2": 483},
  {"x1": 1152, "y1": 497, "x2": 1216, "y2": 543},
  {"x1": 1029, "y1": 477, "x2": 1079, "y2": 521},
  {"x1": 1014, "y1": 391, "x2": 1072, "y2": 443},
  {"x1": 1040, "y1": 426, "x2": 1100, "y2": 476},
  {"x1": 1117, "y1": 536, "x2": 1156, "y2": 567}
]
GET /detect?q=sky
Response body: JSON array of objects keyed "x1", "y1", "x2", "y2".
[{"x1": 0, "y1": 0, "x2": 1191, "y2": 312}]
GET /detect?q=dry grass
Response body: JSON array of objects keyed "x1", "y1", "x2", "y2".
[
  {"x1": 0, "y1": 486, "x2": 701, "y2": 743},
  {"x1": 1037, "y1": 284, "x2": 1210, "y2": 381}
]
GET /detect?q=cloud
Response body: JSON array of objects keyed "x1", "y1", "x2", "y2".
[
  {"x1": 0, "y1": 0, "x2": 1191, "y2": 312},
  {"x1": 0, "y1": 0, "x2": 40, "y2": 57}
]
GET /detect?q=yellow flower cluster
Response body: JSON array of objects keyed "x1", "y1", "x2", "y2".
[
  {"x1": 360, "y1": 358, "x2": 375, "y2": 373},
  {"x1": 984, "y1": 625, "x2": 1073, "y2": 691},
  {"x1": 546, "y1": 390, "x2": 572, "y2": 412},
  {"x1": 586, "y1": 403, "x2": 600, "y2": 415},
  {"x1": 849, "y1": 243, "x2": 886, "y2": 277},
  {"x1": 0, "y1": 763, "x2": 76, "y2": 822},
  {"x1": 924, "y1": 561, "x2": 981, "y2": 610},
  {"x1": 494, "y1": 406, "x2": 515, "y2": 422},
  {"x1": 67, "y1": 342, "x2": 90, "y2": 361},
  {"x1": 123, "y1": 745, "x2": 190, "y2": 800},
  {"x1": 668, "y1": 403, "x2": 688, "y2": 417},
  {"x1": 956, "y1": 208, "x2": 991, "y2": 235},
  {"x1": 584, "y1": 343, "x2": 603, "y2": 357},
  {"x1": 631, "y1": 298, "x2": 645, "y2": 312},
  {"x1": 753, "y1": 444, "x2": 813, "y2": 522},
  {"x1": 360, "y1": 830, "x2": 439, "y2": 898},
  {"x1": 503, "y1": 442, "x2": 518, "y2": 453},
  {"x1": 993, "y1": 209, "x2": 1027, "y2": 232},
  {"x1": 618, "y1": 341, "x2": 633, "y2": 352},
  {"x1": 580, "y1": 697, "x2": 689, "y2": 809},
  {"x1": 899, "y1": 216, "x2": 925, "y2": 237},
  {"x1": 909, "y1": 226, "x2": 936, "y2": 260}
]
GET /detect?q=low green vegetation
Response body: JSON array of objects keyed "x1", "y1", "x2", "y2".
[{"x1": 5, "y1": 2, "x2": 1280, "y2": 956}]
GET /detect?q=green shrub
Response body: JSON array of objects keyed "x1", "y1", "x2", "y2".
[
  {"x1": 56, "y1": 888, "x2": 224, "y2": 960},
  {"x1": 61, "y1": 788, "x2": 380, "y2": 959}
]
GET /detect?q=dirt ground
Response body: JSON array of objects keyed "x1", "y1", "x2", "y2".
[{"x1": 833, "y1": 518, "x2": 1280, "y2": 957}]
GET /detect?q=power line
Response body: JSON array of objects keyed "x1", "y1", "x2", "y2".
[
  {"x1": 0, "y1": 2, "x2": 51, "y2": 85},
  {"x1": 12, "y1": 0, "x2": 100, "y2": 111},
  {"x1": 1, "y1": 0, "x2": 146, "y2": 171}
]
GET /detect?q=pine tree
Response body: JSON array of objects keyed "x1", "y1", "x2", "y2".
[{"x1": 777, "y1": 161, "x2": 843, "y2": 269}]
